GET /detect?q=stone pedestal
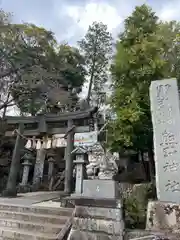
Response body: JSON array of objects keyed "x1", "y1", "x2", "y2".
[
  {"x1": 82, "y1": 179, "x2": 119, "y2": 199},
  {"x1": 67, "y1": 179, "x2": 124, "y2": 240},
  {"x1": 146, "y1": 200, "x2": 180, "y2": 235},
  {"x1": 21, "y1": 160, "x2": 32, "y2": 186},
  {"x1": 67, "y1": 197, "x2": 125, "y2": 240}
]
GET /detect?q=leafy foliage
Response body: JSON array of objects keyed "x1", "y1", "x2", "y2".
[
  {"x1": 123, "y1": 183, "x2": 154, "y2": 229},
  {"x1": 157, "y1": 20, "x2": 180, "y2": 80},
  {"x1": 108, "y1": 4, "x2": 180, "y2": 152},
  {"x1": 0, "y1": 10, "x2": 86, "y2": 116}
]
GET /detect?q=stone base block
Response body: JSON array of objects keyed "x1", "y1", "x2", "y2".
[
  {"x1": 82, "y1": 180, "x2": 119, "y2": 199},
  {"x1": 68, "y1": 229, "x2": 123, "y2": 240},
  {"x1": 72, "y1": 217, "x2": 124, "y2": 235},
  {"x1": 125, "y1": 230, "x2": 155, "y2": 240},
  {"x1": 75, "y1": 205, "x2": 123, "y2": 221},
  {"x1": 67, "y1": 196, "x2": 123, "y2": 209},
  {"x1": 146, "y1": 200, "x2": 180, "y2": 234},
  {"x1": 17, "y1": 184, "x2": 31, "y2": 193},
  {"x1": 67, "y1": 196, "x2": 124, "y2": 240},
  {"x1": 2, "y1": 189, "x2": 17, "y2": 197}
]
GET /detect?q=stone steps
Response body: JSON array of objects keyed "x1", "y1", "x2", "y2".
[
  {"x1": 0, "y1": 204, "x2": 72, "y2": 216},
  {"x1": 0, "y1": 218, "x2": 63, "y2": 234},
  {"x1": 0, "y1": 204, "x2": 73, "y2": 239},
  {"x1": 0, "y1": 210, "x2": 69, "y2": 224},
  {"x1": 0, "y1": 226, "x2": 57, "y2": 240}
]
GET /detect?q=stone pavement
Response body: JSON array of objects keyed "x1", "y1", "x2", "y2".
[{"x1": 0, "y1": 191, "x2": 62, "y2": 206}]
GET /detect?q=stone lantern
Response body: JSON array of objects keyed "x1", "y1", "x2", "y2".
[
  {"x1": 47, "y1": 151, "x2": 56, "y2": 181},
  {"x1": 20, "y1": 151, "x2": 33, "y2": 186}
]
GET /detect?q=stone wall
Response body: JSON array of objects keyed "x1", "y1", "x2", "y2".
[
  {"x1": 119, "y1": 182, "x2": 152, "y2": 199},
  {"x1": 146, "y1": 201, "x2": 180, "y2": 236},
  {"x1": 119, "y1": 183, "x2": 133, "y2": 198},
  {"x1": 120, "y1": 182, "x2": 153, "y2": 229}
]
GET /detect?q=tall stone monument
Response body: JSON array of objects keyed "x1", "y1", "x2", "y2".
[
  {"x1": 150, "y1": 78, "x2": 180, "y2": 203},
  {"x1": 147, "y1": 78, "x2": 180, "y2": 235}
]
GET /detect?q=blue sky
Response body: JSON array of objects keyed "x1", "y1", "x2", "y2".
[
  {"x1": 1, "y1": 0, "x2": 180, "y2": 115},
  {"x1": 1, "y1": 0, "x2": 180, "y2": 45}
]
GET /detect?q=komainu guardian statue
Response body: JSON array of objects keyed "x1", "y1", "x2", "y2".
[{"x1": 86, "y1": 142, "x2": 118, "y2": 180}]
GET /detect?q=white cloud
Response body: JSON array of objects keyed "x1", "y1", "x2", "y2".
[
  {"x1": 159, "y1": 1, "x2": 180, "y2": 21},
  {"x1": 65, "y1": 2, "x2": 123, "y2": 33},
  {"x1": 60, "y1": 2, "x2": 123, "y2": 101}
]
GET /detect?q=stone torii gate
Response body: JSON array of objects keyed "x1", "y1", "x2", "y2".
[{"x1": 3, "y1": 106, "x2": 98, "y2": 197}]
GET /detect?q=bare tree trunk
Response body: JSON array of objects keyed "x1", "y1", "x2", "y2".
[
  {"x1": 148, "y1": 148, "x2": 155, "y2": 182},
  {"x1": 140, "y1": 151, "x2": 150, "y2": 181},
  {"x1": 87, "y1": 78, "x2": 93, "y2": 104},
  {"x1": 2, "y1": 92, "x2": 11, "y2": 120},
  {"x1": 86, "y1": 33, "x2": 97, "y2": 104},
  {"x1": 87, "y1": 64, "x2": 95, "y2": 104}
]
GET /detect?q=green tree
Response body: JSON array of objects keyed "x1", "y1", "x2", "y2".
[
  {"x1": 0, "y1": 10, "x2": 17, "y2": 116},
  {"x1": 11, "y1": 42, "x2": 86, "y2": 115},
  {"x1": 78, "y1": 21, "x2": 112, "y2": 105},
  {"x1": 109, "y1": 4, "x2": 177, "y2": 157},
  {"x1": 0, "y1": 10, "x2": 55, "y2": 115},
  {"x1": 0, "y1": 10, "x2": 86, "y2": 116},
  {"x1": 157, "y1": 20, "x2": 180, "y2": 80}
]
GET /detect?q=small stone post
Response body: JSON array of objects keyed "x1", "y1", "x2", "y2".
[
  {"x1": 71, "y1": 147, "x2": 88, "y2": 195},
  {"x1": 21, "y1": 153, "x2": 33, "y2": 186},
  {"x1": 33, "y1": 148, "x2": 46, "y2": 186},
  {"x1": 47, "y1": 152, "x2": 56, "y2": 181}
]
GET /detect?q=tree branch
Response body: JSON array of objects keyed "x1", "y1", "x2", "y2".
[{"x1": 0, "y1": 101, "x2": 15, "y2": 111}]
